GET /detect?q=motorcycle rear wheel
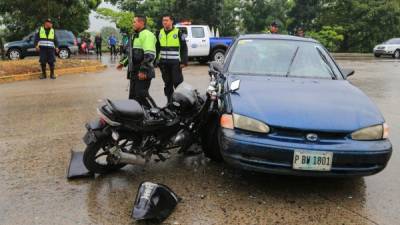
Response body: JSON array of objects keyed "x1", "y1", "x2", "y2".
[{"x1": 83, "y1": 140, "x2": 126, "y2": 174}]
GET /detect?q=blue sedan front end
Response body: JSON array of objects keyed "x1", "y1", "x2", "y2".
[
  {"x1": 214, "y1": 35, "x2": 392, "y2": 176},
  {"x1": 220, "y1": 128, "x2": 392, "y2": 176}
]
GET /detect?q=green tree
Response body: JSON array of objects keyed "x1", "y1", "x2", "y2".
[
  {"x1": 318, "y1": 0, "x2": 400, "y2": 52},
  {"x1": 96, "y1": 8, "x2": 155, "y2": 33},
  {"x1": 0, "y1": 0, "x2": 101, "y2": 41},
  {"x1": 287, "y1": 0, "x2": 322, "y2": 32},
  {"x1": 308, "y1": 26, "x2": 344, "y2": 52}
]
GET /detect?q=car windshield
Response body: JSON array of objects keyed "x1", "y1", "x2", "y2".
[
  {"x1": 227, "y1": 39, "x2": 341, "y2": 79},
  {"x1": 385, "y1": 38, "x2": 400, "y2": 44}
]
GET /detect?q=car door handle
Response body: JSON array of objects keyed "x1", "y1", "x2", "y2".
[{"x1": 202, "y1": 40, "x2": 206, "y2": 42}]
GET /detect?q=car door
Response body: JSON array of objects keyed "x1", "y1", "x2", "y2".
[
  {"x1": 187, "y1": 26, "x2": 210, "y2": 57},
  {"x1": 25, "y1": 34, "x2": 37, "y2": 56}
]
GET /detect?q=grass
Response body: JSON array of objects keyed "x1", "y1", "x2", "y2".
[{"x1": 0, "y1": 58, "x2": 103, "y2": 77}]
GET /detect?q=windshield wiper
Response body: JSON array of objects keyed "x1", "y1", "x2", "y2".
[
  {"x1": 316, "y1": 47, "x2": 336, "y2": 80},
  {"x1": 286, "y1": 46, "x2": 300, "y2": 77}
]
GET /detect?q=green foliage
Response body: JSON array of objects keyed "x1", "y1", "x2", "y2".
[
  {"x1": 308, "y1": 26, "x2": 344, "y2": 52},
  {"x1": 0, "y1": 0, "x2": 101, "y2": 41},
  {"x1": 96, "y1": 8, "x2": 155, "y2": 33},
  {"x1": 317, "y1": 0, "x2": 400, "y2": 52}
]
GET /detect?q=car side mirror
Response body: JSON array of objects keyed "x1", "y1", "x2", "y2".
[
  {"x1": 342, "y1": 68, "x2": 355, "y2": 78},
  {"x1": 230, "y1": 80, "x2": 240, "y2": 92}
]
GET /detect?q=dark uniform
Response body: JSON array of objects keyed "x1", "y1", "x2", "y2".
[
  {"x1": 34, "y1": 24, "x2": 58, "y2": 79},
  {"x1": 119, "y1": 28, "x2": 157, "y2": 108},
  {"x1": 156, "y1": 27, "x2": 188, "y2": 102}
]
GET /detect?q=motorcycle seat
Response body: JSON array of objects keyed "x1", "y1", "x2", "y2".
[{"x1": 107, "y1": 99, "x2": 144, "y2": 119}]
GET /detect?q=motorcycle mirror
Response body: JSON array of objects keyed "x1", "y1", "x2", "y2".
[
  {"x1": 132, "y1": 182, "x2": 179, "y2": 222},
  {"x1": 230, "y1": 80, "x2": 240, "y2": 92}
]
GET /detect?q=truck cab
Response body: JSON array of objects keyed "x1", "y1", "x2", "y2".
[{"x1": 175, "y1": 24, "x2": 234, "y2": 64}]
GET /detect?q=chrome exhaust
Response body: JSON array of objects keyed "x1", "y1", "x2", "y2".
[{"x1": 118, "y1": 151, "x2": 147, "y2": 165}]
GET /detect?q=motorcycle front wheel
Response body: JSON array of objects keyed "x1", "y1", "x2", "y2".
[{"x1": 83, "y1": 139, "x2": 126, "y2": 174}]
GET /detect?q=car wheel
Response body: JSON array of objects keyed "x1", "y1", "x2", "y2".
[
  {"x1": 393, "y1": 50, "x2": 400, "y2": 59},
  {"x1": 201, "y1": 115, "x2": 223, "y2": 162},
  {"x1": 374, "y1": 53, "x2": 381, "y2": 58},
  {"x1": 58, "y1": 48, "x2": 70, "y2": 59},
  {"x1": 211, "y1": 49, "x2": 226, "y2": 64},
  {"x1": 8, "y1": 48, "x2": 22, "y2": 60}
]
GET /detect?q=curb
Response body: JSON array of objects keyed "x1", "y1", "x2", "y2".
[{"x1": 0, "y1": 64, "x2": 107, "y2": 84}]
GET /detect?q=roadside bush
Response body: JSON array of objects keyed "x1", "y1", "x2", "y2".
[{"x1": 308, "y1": 26, "x2": 344, "y2": 52}]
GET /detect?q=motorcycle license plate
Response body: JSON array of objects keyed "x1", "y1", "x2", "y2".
[{"x1": 292, "y1": 150, "x2": 333, "y2": 171}]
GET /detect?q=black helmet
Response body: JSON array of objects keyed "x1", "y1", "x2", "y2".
[
  {"x1": 132, "y1": 182, "x2": 179, "y2": 221},
  {"x1": 171, "y1": 83, "x2": 197, "y2": 114}
]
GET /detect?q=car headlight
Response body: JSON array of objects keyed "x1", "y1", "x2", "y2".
[
  {"x1": 3, "y1": 43, "x2": 8, "y2": 48},
  {"x1": 220, "y1": 113, "x2": 270, "y2": 133},
  {"x1": 351, "y1": 123, "x2": 389, "y2": 140}
]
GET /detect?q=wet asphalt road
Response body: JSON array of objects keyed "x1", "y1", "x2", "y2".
[{"x1": 0, "y1": 55, "x2": 399, "y2": 225}]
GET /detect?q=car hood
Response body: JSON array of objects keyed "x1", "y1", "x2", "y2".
[{"x1": 227, "y1": 75, "x2": 384, "y2": 132}]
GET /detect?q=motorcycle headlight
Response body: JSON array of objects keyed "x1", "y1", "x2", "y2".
[
  {"x1": 220, "y1": 113, "x2": 270, "y2": 133},
  {"x1": 351, "y1": 123, "x2": 389, "y2": 140}
]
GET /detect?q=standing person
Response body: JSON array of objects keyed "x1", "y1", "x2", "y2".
[
  {"x1": 108, "y1": 33, "x2": 117, "y2": 56},
  {"x1": 267, "y1": 21, "x2": 279, "y2": 34},
  {"x1": 34, "y1": 18, "x2": 59, "y2": 79},
  {"x1": 117, "y1": 15, "x2": 157, "y2": 108},
  {"x1": 156, "y1": 14, "x2": 188, "y2": 103},
  {"x1": 296, "y1": 27, "x2": 305, "y2": 37},
  {"x1": 95, "y1": 33, "x2": 102, "y2": 57}
]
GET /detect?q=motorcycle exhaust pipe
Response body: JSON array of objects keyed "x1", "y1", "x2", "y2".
[{"x1": 118, "y1": 151, "x2": 147, "y2": 165}]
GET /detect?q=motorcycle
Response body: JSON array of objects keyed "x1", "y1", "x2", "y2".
[{"x1": 82, "y1": 64, "x2": 225, "y2": 174}]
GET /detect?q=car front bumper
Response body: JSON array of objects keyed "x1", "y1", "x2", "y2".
[
  {"x1": 374, "y1": 49, "x2": 395, "y2": 55},
  {"x1": 219, "y1": 128, "x2": 392, "y2": 177}
]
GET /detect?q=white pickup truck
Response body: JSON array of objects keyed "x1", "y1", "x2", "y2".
[{"x1": 175, "y1": 24, "x2": 234, "y2": 64}]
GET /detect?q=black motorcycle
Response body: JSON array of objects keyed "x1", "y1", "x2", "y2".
[{"x1": 82, "y1": 65, "x2": 224, "y2": 174}]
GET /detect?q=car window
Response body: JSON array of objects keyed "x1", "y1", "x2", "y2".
[
  {"x1": 227, "y1": 39, "x2": 340, "y2": 79},
  {"x1": 56, "y1": 31, "x2": 74, "y2": 41},
  {"x1": 385, "y1": 38, "x2": 400, "y2": 44},
  {"x1": 191, "y1": 27, "x2": 205, "y2": 38}
]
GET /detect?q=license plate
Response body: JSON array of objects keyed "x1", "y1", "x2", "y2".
[{"x1": 293, "y1": 150, "x2": 333, "y2": 171}]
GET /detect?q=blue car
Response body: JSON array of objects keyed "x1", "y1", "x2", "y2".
[{"x1": 204, "y1": 34, "x2": 392, "y2": 177}]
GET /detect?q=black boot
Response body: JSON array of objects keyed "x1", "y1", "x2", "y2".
[
  {"x1": 40, "y1": 64, "x2": 47, "y2": 79},
  {"x1": 50, "y1": 66, "x2": 56, "y2": 79}
]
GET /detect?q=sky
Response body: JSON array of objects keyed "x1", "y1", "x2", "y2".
[{"x1": 88, "y1": 2, "x2": 118, "y2": 32}]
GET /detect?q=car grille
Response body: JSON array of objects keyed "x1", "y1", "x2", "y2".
[{"x1": 271, "y1": 127, "x2": 348, "y2": 140}]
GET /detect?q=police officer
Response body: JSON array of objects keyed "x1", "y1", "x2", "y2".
[
  {"x1": 156, "y1": 14, "x2": 188, "y2": 103},
  {"x1": 117, "y1": 15, "x2": 157, "y2": 108},
  {"x1": 34, "y1": 18, "x2": 59, "y2": 79}
]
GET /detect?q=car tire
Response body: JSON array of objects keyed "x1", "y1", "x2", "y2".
[
  {"x1": 58, "y1": 48, "x2": 70, "y2": 59},
  {"x1": 374, "y1": 53, "x2": 381, "y2": 58},
  {"x1": 211, "y1": 49, "x2": 226, "y2": 64},
  {"x1": 393, "y1": 50, "x2": 400, "y2": 59},
  {"x1": 201, "y1": 115, "x2": 223, "y2": 162},
  {"x1": 7, "y1": 48, "x2": 22, "y2": 60}
]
